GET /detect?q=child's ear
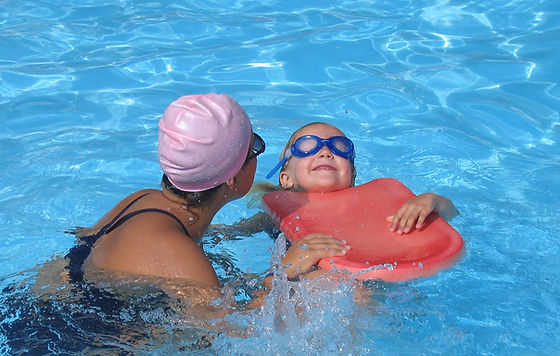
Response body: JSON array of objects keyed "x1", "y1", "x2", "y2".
[{"x1": 279, "y1": 171, "x2": 294, "y2": 189}]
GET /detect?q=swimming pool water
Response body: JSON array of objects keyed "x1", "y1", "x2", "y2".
[{"x1": 1, "y1": 0, "x2": 559, "y2": 354}]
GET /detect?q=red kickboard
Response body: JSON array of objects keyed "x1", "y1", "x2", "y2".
[{"x1": 262, "y1": 178, "x2": 464, "y2": 281}]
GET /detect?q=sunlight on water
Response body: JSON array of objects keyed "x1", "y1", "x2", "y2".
[{"x1": 1, "y1": 0, "x2": 559, "y2": 354}]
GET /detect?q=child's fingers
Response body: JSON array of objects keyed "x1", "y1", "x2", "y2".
[
  {"x1": 390, "y1": 204, "x2": 413, "y2": 233},
  {"x1": 389, "y1": 211, "x2": 403, "y2": 232},
  {"x1": 391, "y1": 206, "x2": 422, "y2": 234},
  {"x1": 396, "y1": 215, "x2": 413, "y2": 234},
  {"x1": 402, "y1": 214, "x2": 418, "y2": 233},
  {"x1": 415, "y1": 209, "x2": 429, "y2": 228},
  {"x1": 389, "y1": 194, "x2": 440, "y2": 234}
]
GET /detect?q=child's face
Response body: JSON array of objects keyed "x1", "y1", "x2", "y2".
[{"x1": 279, "y1": 123, "x2": 353, "y2": 193}]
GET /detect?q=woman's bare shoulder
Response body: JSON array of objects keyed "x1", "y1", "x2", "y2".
[
  {"x1": 81, "y1": 189, "x2": 161, "y2": 235},
  {"x1": 87, "y1": 216, "x2": 219, "y2": 286}
]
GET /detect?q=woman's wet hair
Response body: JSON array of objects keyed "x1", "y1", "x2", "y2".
[{"x1": 161, "y1": 174, "x2": 222, "y2": 208}]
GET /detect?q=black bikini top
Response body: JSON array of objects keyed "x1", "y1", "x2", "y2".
[{"x1": 66, "y1": 192, "x2": 191, "y2": 283}]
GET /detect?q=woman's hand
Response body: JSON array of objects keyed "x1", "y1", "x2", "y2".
[
  {"x1": 386, "y1": 193, "x2": 452, "y2": 234},
  {"x1": 282, "y1": 234, "x2": 350, "y2": 279}
]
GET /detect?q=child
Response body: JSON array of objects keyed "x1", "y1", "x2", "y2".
[{"x1": 243, "y1": 121, "x2": 458, "y2": 284}]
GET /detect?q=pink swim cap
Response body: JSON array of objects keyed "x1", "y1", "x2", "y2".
[{"x1": 158, "y1": 93, "x2": 252, "y2": 192}]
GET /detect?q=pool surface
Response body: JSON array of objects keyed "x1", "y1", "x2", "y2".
[{"x1": 1, "y1": 0, "x2": 559, "y2": 354}]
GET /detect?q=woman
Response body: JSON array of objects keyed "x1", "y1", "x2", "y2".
[{"x1": 66, "y1": 93, "x2": 265, "y2": 287}]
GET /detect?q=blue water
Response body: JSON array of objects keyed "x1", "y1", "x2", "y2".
[{"x1": 1, "y1": 0, "x2": 559, "y2": 354}]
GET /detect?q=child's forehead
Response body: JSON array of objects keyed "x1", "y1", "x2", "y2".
[{"x1": 296, "y1": 123, "x2": 345, "y2": 139}]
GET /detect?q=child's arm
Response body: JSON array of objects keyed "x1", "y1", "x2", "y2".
[{"x1": 386, "y1": 193, "x2": 458, "y2": 234}]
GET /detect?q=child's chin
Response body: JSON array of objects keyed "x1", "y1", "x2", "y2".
[{"x1": 305, "y1": 181, "x2": 344, "y2": 193}]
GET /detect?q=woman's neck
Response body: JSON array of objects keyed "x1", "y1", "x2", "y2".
[{"x1": 160, "y1": 186, "x2": 229, "y2": 243}]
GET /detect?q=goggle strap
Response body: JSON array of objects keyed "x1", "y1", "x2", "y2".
[{"x1": 265, "y1": 156, "x2": 289, "y2": 179}]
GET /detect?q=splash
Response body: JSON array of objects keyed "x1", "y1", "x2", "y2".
[{"x1": 212, "y1": 234, "x2": 373, "y2": 355}]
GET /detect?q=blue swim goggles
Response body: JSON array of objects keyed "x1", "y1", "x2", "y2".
[{"x1": 265, "y1": 135, "x2": 355, "y2": 179}]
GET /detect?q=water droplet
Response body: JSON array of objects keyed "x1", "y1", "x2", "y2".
[{"x1": 384, "y1": 263, "x2": 394, "y2": 271}]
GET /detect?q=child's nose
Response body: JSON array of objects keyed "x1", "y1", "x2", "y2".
[{"x1": 317, "y1": 145, "x2": 334, "y2": 158}]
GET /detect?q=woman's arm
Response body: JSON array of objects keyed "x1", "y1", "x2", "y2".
[{"x1": 207, "y1": 211, "x2": 277, "y2": 239}]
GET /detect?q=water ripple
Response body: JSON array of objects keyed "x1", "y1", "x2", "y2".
[{"x1": 1, "y1": 0, "x2": 559, "y2": 354}]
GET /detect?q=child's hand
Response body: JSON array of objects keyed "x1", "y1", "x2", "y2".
[
  {"x1": 386, "y1": 193, "x2": 438, "y2": 234},
  {"x1": 282, "y1": 234, "x2": 350, "y2": 279}
]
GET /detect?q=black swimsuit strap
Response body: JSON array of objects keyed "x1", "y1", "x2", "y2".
[
  {"x1": 66, "y1": 193, "x2": 191, "y2": 284},
  {"x1": 95, "y1": 192, "x2": 151, "y2": 238},
  {"x1": 93, "y1": 192, "x2": 191, "y2": 239},
  {"x1": 103, "y1": 208, "x2": 191, "y2": 238}
]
